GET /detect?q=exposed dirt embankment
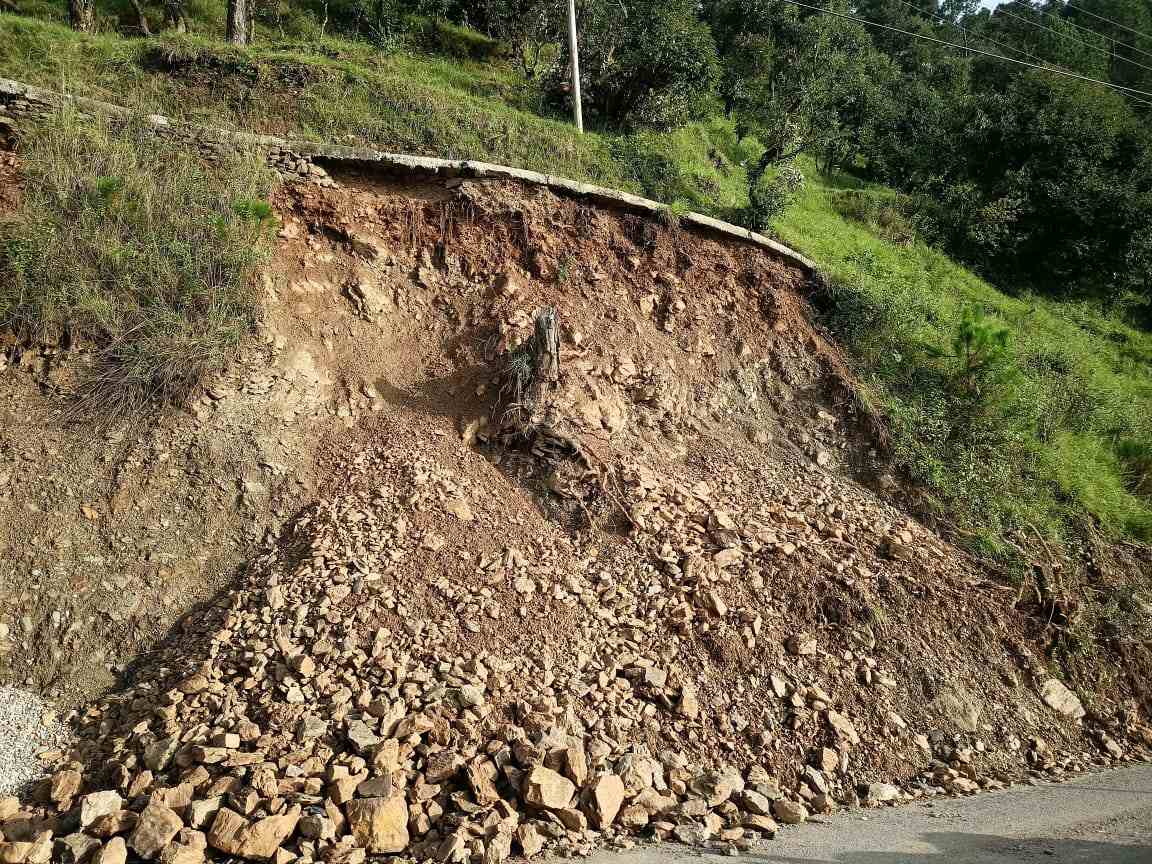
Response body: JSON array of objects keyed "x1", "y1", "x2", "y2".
[{"x1": 1, "y1": 163, "x2": 1150, "y2": 864}]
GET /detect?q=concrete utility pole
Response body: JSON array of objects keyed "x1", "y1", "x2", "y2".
[{"x1": 566, "y1": 0, "x2": 584, "y2": 133}]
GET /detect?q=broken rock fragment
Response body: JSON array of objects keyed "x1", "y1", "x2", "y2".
[
  {"x1": 522, "y1": 766, "x2": 575, "y2": 811},
  {"x1": 345, "y1": 797, "x2": 409, "y2": 854}
]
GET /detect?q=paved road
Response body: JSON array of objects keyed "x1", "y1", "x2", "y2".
[{"x1": 583, "y1": 764, "x2": 1152, "y2": 864}]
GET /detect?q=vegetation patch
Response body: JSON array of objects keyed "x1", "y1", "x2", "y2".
[
  {"x1": 0, "y1": 112, "x2": 275, "y2": 418},
  {"x1": 775, "y1": 159, "x2": 1152, "y2": 552},
  {"x1": 405, "y1": 16, "x2": 506, "y2": 62}
]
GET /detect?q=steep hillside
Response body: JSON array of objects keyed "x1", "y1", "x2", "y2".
[
  {"x1": 1, "y1": 147, "x2": 1150, "y2": 864},
  {"x1": 3, "y1": 8, "x2": 1151, "y2": 569},
  {"x1": 1, "y1": 7, "x2": 1151, "y2": 861}
]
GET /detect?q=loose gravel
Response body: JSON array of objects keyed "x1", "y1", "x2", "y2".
[{"x1": 0, "y1": 686, "x2": 69, "y2": 796}]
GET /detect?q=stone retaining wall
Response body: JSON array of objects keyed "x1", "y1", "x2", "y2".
[{"x1": 0, "y1": 76, "x2": 817, "y2": 273}]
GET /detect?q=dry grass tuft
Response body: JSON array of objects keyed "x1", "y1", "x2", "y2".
[{"x1": 0, "y1": 110, "x2": 276, "y2": 420}]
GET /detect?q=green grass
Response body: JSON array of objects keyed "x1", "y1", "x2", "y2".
[
  {"x1": 0, "y1": 13, "x2": 633, "y2": 186},
  {"x1": 0, "y1": 12, "x2": 761, "y2": 201},
  {"x1": 0, "y1": 110, "x2": 275, "y2": 418},
  {"x1": 774, "y1": 159, "x2": 1152, "y2": 549},
  {"x1": 1, "y1": 7, "x2": 1150, "y2": 552}
]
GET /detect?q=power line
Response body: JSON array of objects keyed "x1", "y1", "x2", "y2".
[
  {"x1": 995, "y1": 2, "x2": 1152, "y2": 77},
  {"x1": 884, "y1": 0, "x2": 1152, "y2": 107},
  {"x1": 772, "y1": 0, "x2": 1152, "y2": 104},
  {"x1": 1065, "y1": 1, "x2": 1152, "y2": 45},
  {"x1": 885, "y1": 0, "x2": 1045, "y2": 63},
  {"x1": 1010, "y1": 0, "x2": 1152, "y2": 63}
]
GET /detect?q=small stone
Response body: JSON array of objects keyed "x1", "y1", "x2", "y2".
[
  {"x1": 588, "y1": 774, "x2": 625, "y2": 829},
  {"x1": 91, "y1": 838, "x2": 127, "y2": 864},
  {"x1": 346, "y1": 720, "x2": 381, "y2": 753},
  {"x1": 456, "y1": 685, "x2": 485, "y2": 708},
  {"x1": 144, "y1": 738, "x2": 180, "y2": 772},
  {"x1": 742, "y1": 814, "x2": 778, "y2": 835},
  {"x1": 207, "y1": 806, "x2": 301, "y2": 860},
  {"x1": 88, "y1": 812, "x2": 139, "y2": 839},
  {"x1": 516, "y1": 825, "x2": 544, "y2": 858},
  {"x1": 0, "y1": 842, "x2": 33, "y2": 864},
  {"x1": 424, "y1": 751, "x2": 464, "y2": 785},
  {"x1": 54, "y1": 835, "x2": 100, "y2": 864},
  {"x1": 826, "y1": 710, "x2": 861, "y2": 746},
  {"x1": 771, "y1": 800, "x2": 808, "y2": 825},
  {"x1": 80, "y1": 792, "x2": 124, "y2": 829},
  {"x1": 677, "y1": 683, "x2": 700, "y2": 719},
  {"x1": 739, "y1": 790, "x2": 774, "y2": 817},
  {"x1": 188, "y1": 799, "x2": 223, "y2": 830},
  {"x1": 50, "y1": 770, "x2": 82, "y2": 803},
  {"x1": 673, "y1": 824, "x2": 708, "y2": 846},
  {"x1": 297, "y1": 716, "x2": 326, "y2": 742},
  {"x1": 345, "y1": 797, "x2": 409, "y2": 854},
  {"x1": 786, "y1": 634, "x2": 817, "y2": 656},
  {"x1": 483, "y1": 831, "x2": 512, "y2": 864},
  {"x1": 864, "y1": 783, "x2": 900, "y2": 803},
  {"x1": 1040, "y1": 679, "x2": 1085, "y2": 720},
  {"x1": 815, "y1": 747, "x2": 839, "y2": 774},
  {"x1": 444, "y1": 498, "x2": 474, "y2": 522},
  {"x1": 129, "y1": 803, "x2": 183, "y2": 860}
]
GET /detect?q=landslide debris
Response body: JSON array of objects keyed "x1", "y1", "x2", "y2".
[{"x1": 2, "y1": 169, "x2": 1150, "y2": 864}]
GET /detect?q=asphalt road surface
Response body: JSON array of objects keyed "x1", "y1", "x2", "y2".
[{"x1": 581, "y1": 763, "x2": 1152, "y2": 864}]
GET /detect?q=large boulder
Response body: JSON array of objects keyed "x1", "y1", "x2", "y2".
[
  {"x1": 207, "y1": 807, "x2": 301, "y2": 860},
  {"x1": 587, "y1": 774, "x2": 625, "y2": 829},
  {"x1": 522, "y1": 767, "x2": 575, "y2": 811}
]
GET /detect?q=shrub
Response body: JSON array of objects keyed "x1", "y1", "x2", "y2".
[
  {"x1": 745, "y1": 165, "x2": 803, "y2": 231},
  {"x1": 562, "y1": 0, "x2": 720, "y2": 128},
  {"x1": 0, "y1": 113, "x2": 275, "y2": 418},
  {"x1": 831, "y1": 189, "x2": 919, "y2": 246},
  {"x1": 406, "y1": 16, "x2": 505, "y2": 61}
]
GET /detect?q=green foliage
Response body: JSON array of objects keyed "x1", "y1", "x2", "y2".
[
  {"x1": 775, "y1": 159, "x2": 1152, "y2": 547},
  {"x1": 0, "y1": 15, "x2": 629, "y2": 186},
  {"x1": 944, "y1": 305, "x2": 1012, "y2": 402},
  {"x1": 566, "y1": 0, "x2": 721, "y2": 128},
  {"x1": 405, "y1": 16, "x2": 504, "y2": 61},
  {"x1": 830, "y1": 189, "x2": 919, "y2": 246},
  {"x1": 0, "y1": 112, "x2": 274, "y2": 417},
  {"x1": 746, "y1": 164, "x2": 804, "y2": 231},
  {"x1": 610, "y1": 118, "x2": 758, "y2": 215}
]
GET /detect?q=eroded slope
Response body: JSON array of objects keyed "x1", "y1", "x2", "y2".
[{"x1": 1, "y1": 167, "x2": 1149, "y2": 864}]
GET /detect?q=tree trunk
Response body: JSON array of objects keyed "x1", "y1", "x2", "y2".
[
  {"x1": 69, "y1": 0, "x2": 95, "y2": 32},
  {"x1": 226, "y1": 0, "x2": 249, "y2": 45},
  {"x1": 164, "y1": 0, "x2": 187, "y2": 33},
  {"x1": 128, "y1": 0, "x2": 151, "y2": 35}
]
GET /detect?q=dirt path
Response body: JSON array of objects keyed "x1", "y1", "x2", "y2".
[{"x1": 581, "y1": 764, "x2": 1152, "y2": 863}]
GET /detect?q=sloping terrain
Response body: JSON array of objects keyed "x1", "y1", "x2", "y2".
[{"x1": 1, "y1": 165, "x2": 1150, "y2": 864}]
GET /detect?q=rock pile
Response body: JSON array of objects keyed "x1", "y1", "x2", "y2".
[
  {"x1": 2, "y1": 439, "x2": 1147, "y2": 864},
  {"x1": 3, "y1": 174, "x2": 1150, "y2": 864}
]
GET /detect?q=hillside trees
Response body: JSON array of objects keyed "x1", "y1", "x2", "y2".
[{"x1": 568, "y1": 0, "x2": 721, "y2": 127}]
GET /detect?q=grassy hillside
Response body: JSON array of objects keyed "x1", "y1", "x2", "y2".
[
  {"x1": 2, "y1": 6, "x2": 1151, "y2": 557},
  {"x1": 0, "y1": 12, "x2": 754, "y2": 215},
  {"x1": 777, "y1": 163, "x2": 1152, "y2": 551}
]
